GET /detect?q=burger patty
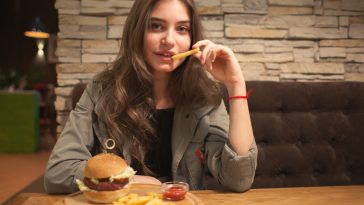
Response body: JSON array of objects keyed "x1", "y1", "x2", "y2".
[{"x1": 83, "y1": 177, "x2": 129, "y2": 191}]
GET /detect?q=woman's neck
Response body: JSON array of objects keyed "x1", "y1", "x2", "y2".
[{"x1": 153, "y1": 72, "x2": 174, "y2": 109}]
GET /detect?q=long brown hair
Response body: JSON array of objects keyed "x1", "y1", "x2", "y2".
[{"x1": 95, "y1": 0, "x2": 221, "y2": 175}]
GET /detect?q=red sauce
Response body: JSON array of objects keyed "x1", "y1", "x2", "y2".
[{"x1": 163, "y1": 186, "x2": 187, "y2": 201}]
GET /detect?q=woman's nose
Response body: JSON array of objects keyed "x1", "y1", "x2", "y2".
[{"x1": 161, "y1": 30, "x2": 175, "y2": 47}]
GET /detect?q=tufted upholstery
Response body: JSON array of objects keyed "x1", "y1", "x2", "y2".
[{"x1": 246, "y1": 81, "x2": 364, "y2": 188}]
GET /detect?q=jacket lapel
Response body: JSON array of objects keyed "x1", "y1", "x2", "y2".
[{"x1": 171, "y1": 104, "x2": 213, "y2": 176}]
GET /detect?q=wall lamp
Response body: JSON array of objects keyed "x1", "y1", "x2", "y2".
[{"x1": 24, "y1": 17, "x2": 49, "y2": 39}]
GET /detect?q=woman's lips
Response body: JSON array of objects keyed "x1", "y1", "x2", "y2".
[{"x1": 154, "y1": 51, "x2": 175, "y2": 62}]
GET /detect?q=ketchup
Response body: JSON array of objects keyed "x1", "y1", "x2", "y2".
[{"x1": 163, "y1": 186, "x2": 187, "y2": 201}]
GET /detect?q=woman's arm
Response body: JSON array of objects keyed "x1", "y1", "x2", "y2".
[
  {"x1": 44, "y1": 84, "x2": 95, "y2": 194},
  {"x1": 193, "y1": 40, "x2": 254, "y2": 155},
  {"x1": 226, "y1": 82, "x2": 254, "y2": 155},
  {"x1": 204, "y1": 102, "x2": 258, "y2": 192}
]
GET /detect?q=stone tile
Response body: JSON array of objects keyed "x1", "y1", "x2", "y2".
[
  {"x1": 57, "y1": 79, "x2": 81, "y2": 87},
  {"x1": 281, "y1": 63, "x2": 344, "y2": 74},
  {"x1": 341, "y1": 0, "x2": 364, "y2": 12},
  {"x1": 226, "y1": 25, "x2": 287, "y2": 38},
  {"x1": 319, "y1": 39, "x2": 364, "y2": 47},
  {"x1": 264, "y1": 15, "x2": 315, "y2": 28},
  {"x1": 57, "y1": 9, "x2": 80, "y2": 15},
  {"x1": 339, "y1": 17, "x2": 349, "y2": 27},
  {"x1": 82, "y1": 40, "x2": 120, "y2": 54},
  {"x1": 58, "y1": 30, "x2": 106, "y2": 40},
  {"x1": 288, "y1": 27, "x2": 347, "y2": 39},
  {"x1": 55, "y1": 0, "x2": 80, "y2": 9},
  {"x1": 237, "y1": 53, "x2": 294, "y2": 63},
  {"x1": 324, "y1": 9, "x2": 364, "y2": 16},
  {"x1": 347, "y1": 54, "x2": 364, "y2": 63},
  {"x1": 345, "y1": 73, "x2": 364, "y2": 81},
  {"x1": 196, "y1": 0, "x2": 222, "y2": 15},
  {"x1": 268, "y1": 6, "x2": 313, "y2": 15},
  {"x1": 315, "y1": 16, "x2": 338, "y2": 28},
  {"x1": 54, "y1": 87, "x2": 74, "y2": 97},
  {"x1": 319, "y1": 47, "x2": 346, "y2": 58},
  {"x1": 108, "y1": 16, "x2": 128, "y2": 25},
  {"x1": 108, "y1": 25, "x2": 123, "y2": 39},
  {"x1": 82, "y1": 54, "x2": 117, "y2": 63},
  {"x1": 57, "y1": 39, "x2": 81, "y2": 48},
  {"x1": 81, "y1": 0, "x2": 134, "y2": 8},
  {"x1": 56, "y1": 47, "x2": 81, "y2": 57},
  {"x1": 349, "y1": 24, "x2": 364, "y2": 39},
  {"x1": 56, "y1": 63, "x2": 107, "y2": 73},
  {"x1": 81, "y1": 7, "x2": 116, "y2": 15},
  {"x1": 59, "y1": 15, "x2": 106, "y2": 26},
  {"x1": 57, "y1": 73, "x2": 97, "y2": 80},
  {"x1": 268, "y1": 0, "x2": 314, "y2": 6}
]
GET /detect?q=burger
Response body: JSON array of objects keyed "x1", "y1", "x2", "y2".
[{"x1": 76, "y1": 153, "x2": 136, "y2": 203}]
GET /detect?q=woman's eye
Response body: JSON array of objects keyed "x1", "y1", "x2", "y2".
[
  {"x1": 177, "y1": 26, "x2": 190, "y2": 33},
  {"x1": 150, "y1": 23, "x2": 163, "y2": 31}
]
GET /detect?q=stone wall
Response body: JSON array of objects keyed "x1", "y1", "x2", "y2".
[{"x1": 54, "y1": 0, "x2": 364, "y2": 134}]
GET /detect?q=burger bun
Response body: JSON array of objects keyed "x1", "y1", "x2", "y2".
[
  {"x1": 83, "y1": 185, "x2": 130, "y2": 204},
  {"x1": 84, "y1": 153, "x2": 128, "y2": 179}
]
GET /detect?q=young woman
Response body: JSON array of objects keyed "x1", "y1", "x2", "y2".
[{"x1": 45, "y1": 0, "x2": 257, "y2": 194}]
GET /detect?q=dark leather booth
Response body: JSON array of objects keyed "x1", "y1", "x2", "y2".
[{"x1": 245, "y1": 82, "x2": 364, "y2": 188}]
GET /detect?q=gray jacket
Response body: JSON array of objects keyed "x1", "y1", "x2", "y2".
[{"x1": 44, "y1": 81, "x2": 258, "y2": 194}]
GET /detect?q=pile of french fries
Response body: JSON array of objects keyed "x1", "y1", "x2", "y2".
[{"x1": 113, "y1": 192, "x2": 172, "y2": 205}]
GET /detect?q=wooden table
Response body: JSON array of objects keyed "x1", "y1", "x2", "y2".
[{"x1": 8, "y1": 185, "x2": 364, "y2": 205}]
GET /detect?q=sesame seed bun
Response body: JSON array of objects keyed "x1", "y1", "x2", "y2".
[{"x1": 84, "y1": 153, "x2": 127, "y2": 179}]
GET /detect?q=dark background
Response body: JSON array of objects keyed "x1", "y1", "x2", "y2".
[{"x1": 0, "y1": 0, "x2": 59, "y2": 88}]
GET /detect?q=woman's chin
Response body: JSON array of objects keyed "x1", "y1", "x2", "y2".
[{"x1": 153, "y1": 64, "x2": 177, "y2": 73}]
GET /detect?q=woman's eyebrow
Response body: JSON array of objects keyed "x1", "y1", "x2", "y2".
[
  {"x1": 150, "y1": 17, "x2": 190, "y2": 24},
  {"x1": 150, "y1": 17, "x2": 164, "y2": 22}
]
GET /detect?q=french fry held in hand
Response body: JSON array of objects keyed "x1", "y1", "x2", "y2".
[{"x1": 171, "y1": 48, "x2": 200, "y2": 60}]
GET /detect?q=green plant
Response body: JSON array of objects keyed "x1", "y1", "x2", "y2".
[
  {"x1": 0, "y1": 68, "x2": 20, "y2": 89},
  {"x1": 26, "y1": 67, "x2": 47, "y2": 88}
]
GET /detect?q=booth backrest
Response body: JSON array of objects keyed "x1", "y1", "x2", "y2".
[
  {"x1": 71, "y1": 82, "x2": 364, "y2": 188},
  {"x1": 71, "y1": 83, "x2": 87, "y2": 109},
  {"x1": 247, "y1": 81, "x2": 364, "y2": 188}
]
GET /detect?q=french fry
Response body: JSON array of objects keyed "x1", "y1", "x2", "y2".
[
  {"x1": 114, "y1": 192, "x2": 171, "y2": 205},
  {"x1": 171, "y1": 48, "x2": 200, "y2": 60}
]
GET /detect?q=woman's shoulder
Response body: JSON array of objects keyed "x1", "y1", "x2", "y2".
[
  {"x1": 88, "y1": 69, "x2": 114, "y2": 92},
  {"x1": 85, "y1": 79, "x2": 101, "y2": 94},
  {"x1": 81, "y1": 79, "x2": 106, "y2": 105}
]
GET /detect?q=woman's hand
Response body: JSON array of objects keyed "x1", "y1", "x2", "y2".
[
  {"x1": 132, "y1": 175, "x2": 162, "y2": 185},
  {"x1": 192, "y1": 40, "x2": 245, "y2": 90}
]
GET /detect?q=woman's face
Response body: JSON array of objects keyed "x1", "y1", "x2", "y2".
[{"x1": 143, "y1": 0, "x2": 192, "y2": 75}]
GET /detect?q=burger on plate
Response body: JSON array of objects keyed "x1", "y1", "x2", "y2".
[{"x1": 76, "y1": 153, "x2": 136, "y2": 203}]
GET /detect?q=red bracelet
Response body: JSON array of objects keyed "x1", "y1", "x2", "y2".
[{"x1": 228, "y1": 89, "x2": 252, "y2": 100}]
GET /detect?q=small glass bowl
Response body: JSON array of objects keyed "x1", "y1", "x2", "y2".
[{"x1": 161, "y1": 181, "x2": 189, "y2": 201}]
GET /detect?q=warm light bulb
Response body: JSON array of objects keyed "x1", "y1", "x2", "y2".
[
  {"x1": 37, "y1": 49, "x2": 44, "y2": 56},
  {"x1": 37, "y1": 41, "x2": 45, "y2": 57}
]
